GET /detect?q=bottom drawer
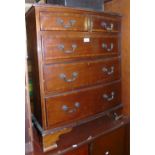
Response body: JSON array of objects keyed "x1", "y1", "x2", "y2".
[
  {"x1": 45, "y1": 81, "x2": 121, "y2": 128},
  {"x1": 65, "y1": 145, "x2": 88, "y2": 155},
  {"x1": 91, "y1": 127, "x2": 125, "y2": 155}
]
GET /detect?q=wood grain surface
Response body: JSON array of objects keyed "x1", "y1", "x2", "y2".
[
  {"x1": 43, "y1": 58, "x2": 121, "y2": 94},
  {"x1": 41, "y1": 32, "x2": 119, "y2": 61},
  {"x1": 45, "y1": 82, "x2": 121, "y2": 128},
  {"x1": 104, "y1": 0, "x2": 130, "y2": 115}
]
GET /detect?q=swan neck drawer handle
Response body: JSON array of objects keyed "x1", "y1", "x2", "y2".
[
  {"x1": 102, "y1": 66, "x2": 114, "y2": 75},
  {"x1": 59, "y1": 72, "x2": 78, "y2": 82},
  {"x1": 58, "y1": 44, "x2": 77, "y2": 54},
  {"x1": 101, "y1": 22, "x2": 114, "y2": 31},
  {"x1": 56, "y1": 18, "x2": 76, "y2": 28},
  {"x1": 103, "y1": 91, "x2": 115, "y2": 101},
  {"x1": 102, "y1": 43, "x2": 114, "y2": 52},
  {"x1": 62, "y1": 102, "x2": 80, "y2": 114}
]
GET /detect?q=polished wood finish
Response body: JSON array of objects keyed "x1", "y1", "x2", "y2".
[
  {"x1": 92, "y1": 15, "x2": 120, "y2": 32},
  {"x1": 26, "y1": 4, "x2": 123, "y2": 153},
  {"x1": 32, "y1": 112, "x2": 129, "y2": 155},
  {"x1": 26, "y1": 4, "x2": 121, "y2": 129},
  {"x1": 40, "y1": 12, "x2": 88, "y2": 31},
  {"x1": 91, "y1": 126, "x2": 125, "y2": 155},
  {"x1": 104, "y1": 0, "x2": 130, "y2": 115},
  {"x1": 42, "y1": 32, "x2": 119, "y2": 61},
  {"x1": 124, "y1": 122, "x2": 130, "y2": 155},
  {"x1": 44, "y1": 58, "x2": 120, "y2": 94},
  {"x1": 65, "y1": 145, "x2": 88, "y2": 155},
  {"x1": 26, "y1": 8, "x2": 44, "y2": 127},
  {"x1": 42, "y1": 128, "x2": 72, "y2": 152},
  {"x1": 46, "y1": 81, "x2": 121, "y2": 128}
]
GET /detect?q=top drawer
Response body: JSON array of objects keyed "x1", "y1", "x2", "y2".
[
  {"x1": 40, "y1": 12, "x2": 88, "y2": 31},
  {"x1": 92, "y1": 16, "x2": 121, "y2": 32}
]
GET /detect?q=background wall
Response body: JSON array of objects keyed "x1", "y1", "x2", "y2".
[{"x1": 104, "y1": 0, "x2": 130, "y2": 115}]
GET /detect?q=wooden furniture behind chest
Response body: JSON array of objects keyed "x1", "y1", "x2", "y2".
[{"x1": 26, "y1": 4, "x2": 126, "y2": 153}]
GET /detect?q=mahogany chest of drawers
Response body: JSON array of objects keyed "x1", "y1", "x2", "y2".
[{"x1": 26, "y1": 4, "x2": 123, "y2": 153}]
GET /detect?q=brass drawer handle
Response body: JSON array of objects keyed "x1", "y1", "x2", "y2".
[
  {"x1": 59, "y1": 72, "x2": 78, "y2": 82},
  {"x1": 58, "y1": 44, "x2": 77, "y2": 54},
  {"x1": 62, "y1": 102, "x2": 80, "y2": 114},
  {"x1": 113, "y1": 112, "x2": 123, "y2": 121},
  {"x1": 101, "y1": 22, "x2": 114, "y2": 31},
  {"x1": 56, "y1": 18, "x2": 76, "y2": 28},
  {"x1": 102, "y1": 66, "x2": 114, "y2": 75},
  {"x1": 103, "y1": 91, "x2": 115, "y2": 101},
  {"x1": 102, "y1": 43, "x2": 114, "y2": 52}
]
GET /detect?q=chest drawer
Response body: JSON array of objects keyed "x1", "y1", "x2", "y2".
[
  {"x1": 42, "y1": 33, "x2": 119, "y2": 61},
  {"x1": 40, "y1": 12, "x2": 88, "y2": 31},
  {"x1": 43, "y1": 58, "x2": 121, "y2": 94},
  {"x1": 45, "y1": 82, "x2": 121, "y2": 128},
  {"x1": 92, "y1": 16, "x2": 121, "y2": 32},
  {"x1": 65, "y1": 145, "x2": 88, "y2": 155},
  {"x1": 91, "y1": 126, "x2": 125, "y2": 155}
]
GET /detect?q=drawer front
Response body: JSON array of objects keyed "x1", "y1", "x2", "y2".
[
  {"x1": 91, "y1": 127, "x2": 125, "y2": 155},
  {"x1": 40, "y1": 12, "x2": 88, "y2": 31},
  {"x1": 65, "y1": 145, "x2": 88, "y2": 155},
  {"x1": 42, "y1": 33, "x2": 119, "y2": 61},
  {"x1": 45, "y1": 82, "x2": 121, "y2": 128},
  {"x1": 43, "y1": 58, "x2": 120, "y2": 93},
  {"x1": 92, "y1": 16, "x2": 120, "y2": 32}
]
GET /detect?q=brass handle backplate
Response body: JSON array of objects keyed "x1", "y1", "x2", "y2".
[
  {"x1": 58, "y1": 44, "x2": 77, "y2": 54},
  {"x1": 56, "y1": 18, "x2": 76, "y2": 28},
  {"x1": 102, "y1": 43, "x2": 114, "y2": 52},
  {"x1": 59, "y1": 72, "x2": 78, "y2": 82},
  {"x1": 62, "y1": 102, "x2": 80, "y2": 114},
  {"x1": 103, "y1": 91, "x2": 115, "y2": 101},
  {"x1": 102, "y1": 66, "x2": 114, "y2": 75},
  {"x1": 101, "y1": 22, "x2": 114, "y2": 31}
]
